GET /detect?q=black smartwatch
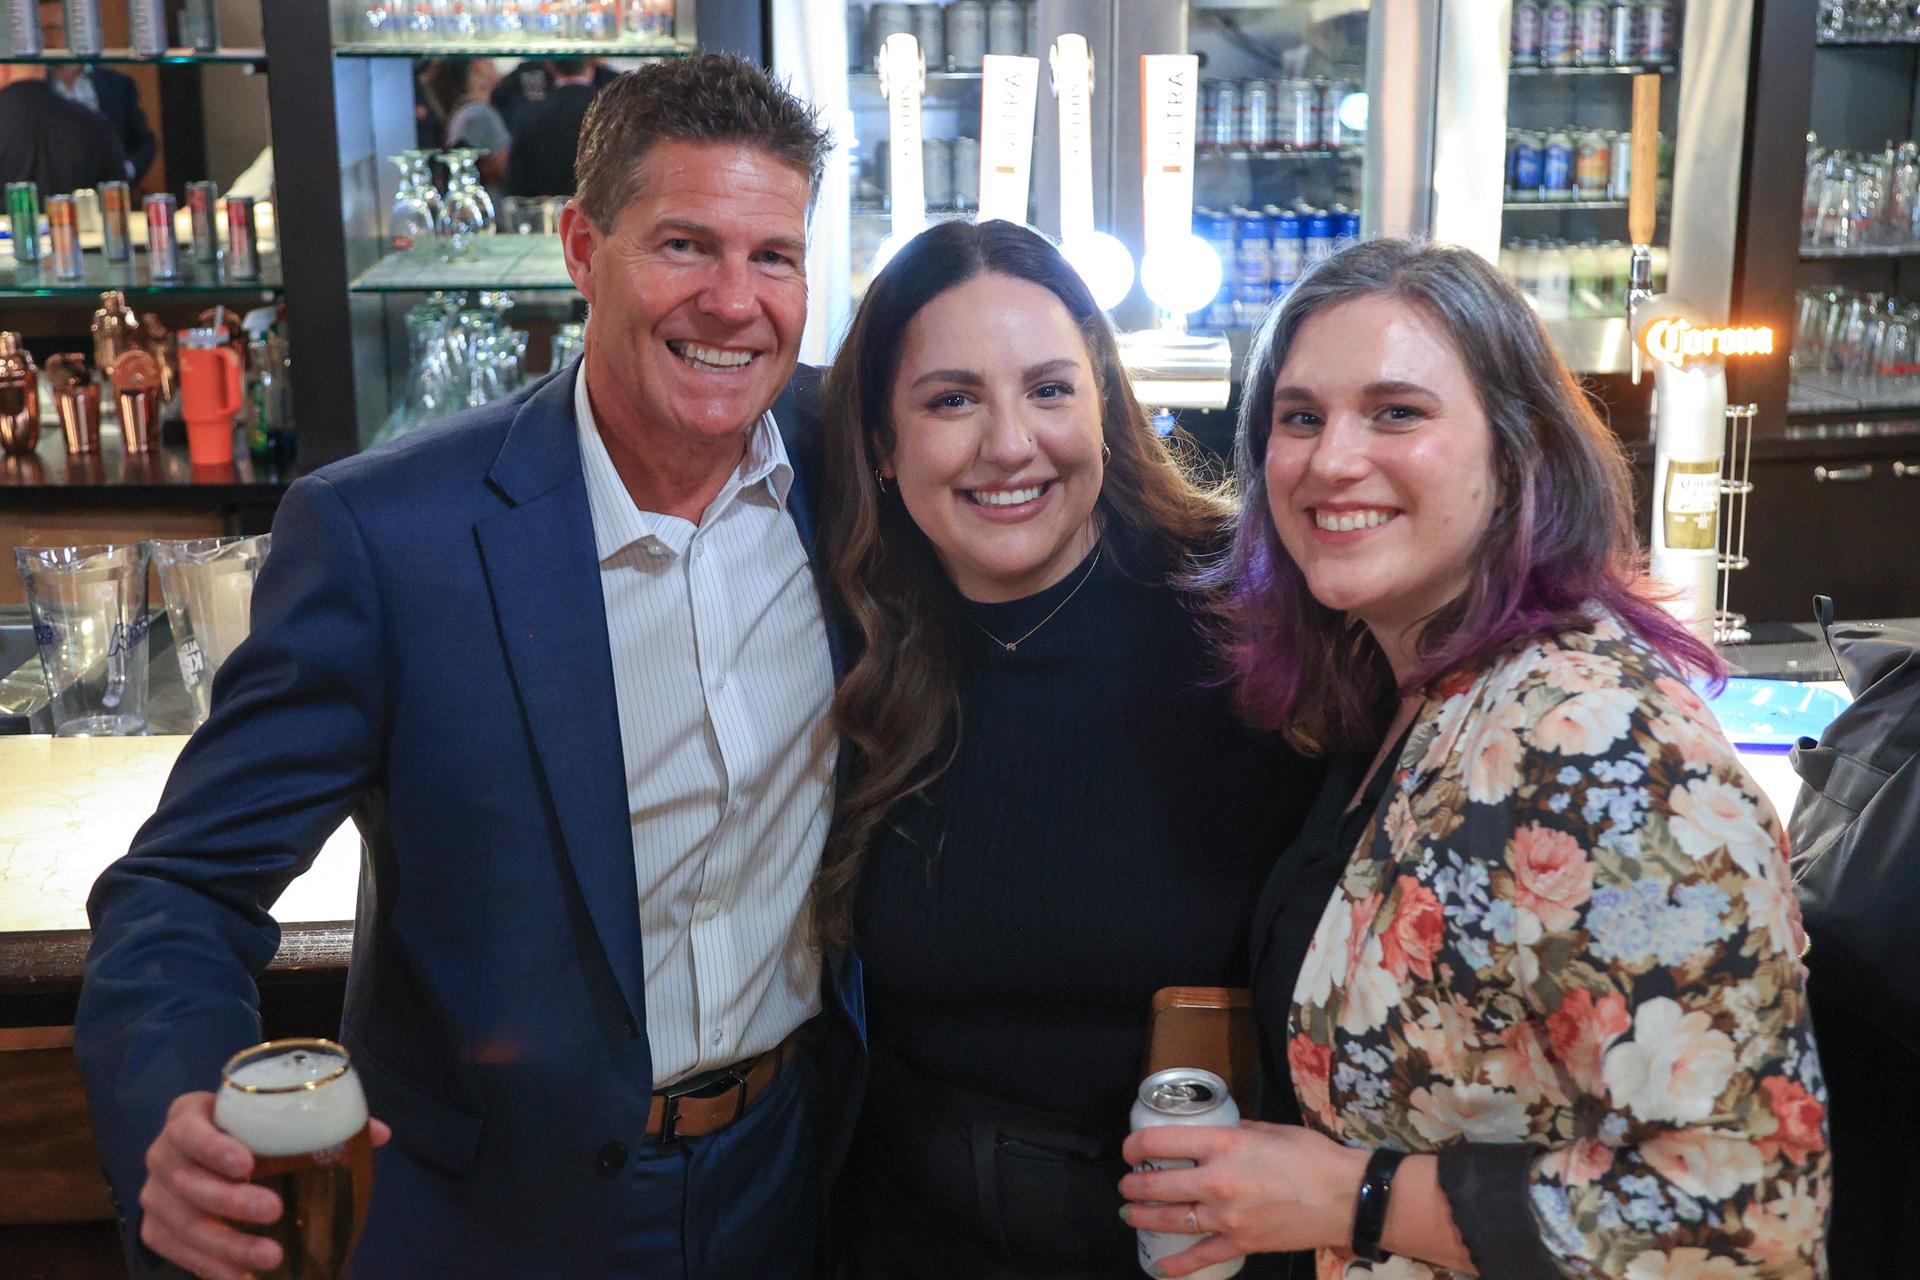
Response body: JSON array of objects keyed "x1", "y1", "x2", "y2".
[{"x1": 1350, "y1": 1146, "x2": 1409, "y2": 1263}]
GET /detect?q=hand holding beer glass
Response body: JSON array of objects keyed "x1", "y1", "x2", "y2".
[{"x1": 139, "y1": 1039, "x2": 388, "y2": 1280}]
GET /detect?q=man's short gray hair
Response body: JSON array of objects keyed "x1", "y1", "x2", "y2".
[{"x1": 573, "y1": 53, "x2": 832, "y2": 228}]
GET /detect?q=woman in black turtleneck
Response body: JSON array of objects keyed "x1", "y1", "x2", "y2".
[{"x1": 815, "y1": 219, "x2": 1318, "y2": 1278}]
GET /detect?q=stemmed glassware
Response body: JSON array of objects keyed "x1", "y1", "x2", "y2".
[
  {"x1": 1802, "y1": 132, "x2": 1920, "y2": 251},
  {"x1": 378, "y1": 293, "x2": 532, "y2": 442},
  {"x1": 438, "y1": 150, "x2": 493, "y2": 258},
  {"x1": 388, "y1": 152, "x2": 441, "y2": 253}
]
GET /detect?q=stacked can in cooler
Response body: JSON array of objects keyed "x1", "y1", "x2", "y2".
[
  {"x1": 1507, "y1": 127, "x2": 1633, "y2": 202},
  {"x1": 859, "y1": 1, "x2": 1032, "y2": 72},
  {"x1": 1199, "y1": 78, "x2": 1354, "y2": 154},
  {"x1": 1193, "y1": 205, "x2": 1359, "y2": 330},
  {"x1": 1511, "y1": 0, "x2": 1677, "y2": 68}
]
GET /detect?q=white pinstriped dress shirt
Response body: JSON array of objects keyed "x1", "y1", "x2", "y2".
[{"x1": 573, "y1": 371, "x2": 836, "y2": 1086}]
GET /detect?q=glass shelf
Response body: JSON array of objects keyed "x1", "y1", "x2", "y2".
[
  {"x1": 1199, "y1": 146, "x2": 1357, "y2": 161},
  {"x1": 333, "y1": 39, "x2": 690, "y2": 58},
  {"x1": 848, "y1": 70, "x2": 984, "y2": 82},
  {"x1": 0, "y1": 251, "x2": 283, "y2": 298},
  {"x1": 349, "y1": 235, "x2": 576, "y2": 292},
  {"x1": 1504, "y1": 199, "x2": 1629, "y2": 211},
  {"x1": 1788, "y1": 372, "x2": 1920, "y2": 417},
  {"x1": 1816, "y1": 36, "x2": 1920, "y2": 48},
  {"x1": 0, "y1": 46, "x2": 267, "y2": 65},
  {"x1": 1800, "y1": 243, "x2": 1920, "y2": 260},
  {"x1": 1508, "y1": 62, "x2": 1677, "y2": 76}
]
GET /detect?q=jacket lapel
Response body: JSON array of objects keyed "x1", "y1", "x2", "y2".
[{"x1": 474, "y1": 367, "x2": 648, "y2": 1037}]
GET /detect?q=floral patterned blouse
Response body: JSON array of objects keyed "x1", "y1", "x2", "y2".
[{"x1": 1274, "y1": 616, "x2": 1830, "y2": 1279}]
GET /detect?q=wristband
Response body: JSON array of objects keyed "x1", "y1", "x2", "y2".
[{"x1": 1350, "y1": 1146, "x2": 1409, "y2": 1263}]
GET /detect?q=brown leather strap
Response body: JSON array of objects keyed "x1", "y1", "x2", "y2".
[{"x1": 645, "y1": 1032, "x2": 797, "y2": 1141}]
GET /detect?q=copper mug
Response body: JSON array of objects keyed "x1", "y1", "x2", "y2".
[{"x1": 46, "y1": 353, "x2": 99, "y2": 454}]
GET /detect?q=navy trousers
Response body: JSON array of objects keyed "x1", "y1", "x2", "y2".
[{"x1": 613, "y1": 1045, "x2": 824, "y2": 1280}]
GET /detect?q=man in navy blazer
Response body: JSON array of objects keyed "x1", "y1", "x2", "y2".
[{"x1": 75, "y1": 55, "x2": 862, "y2": 1279}]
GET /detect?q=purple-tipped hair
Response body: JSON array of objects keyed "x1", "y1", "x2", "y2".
[{"x1": 1203, "y1": 238, "x2": 1722, "y2": 754}]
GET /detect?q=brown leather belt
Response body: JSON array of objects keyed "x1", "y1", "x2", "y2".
[{"x1": 645, "y1": 1032, "x2": 798, "y2": 1142}]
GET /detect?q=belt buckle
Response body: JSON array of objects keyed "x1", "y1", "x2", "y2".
[{"x1": 657, "y1": 1062, "x2": 752, "y2": 1143}]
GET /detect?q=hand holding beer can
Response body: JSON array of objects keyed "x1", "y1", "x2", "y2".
[
  {"x1": 214, "y1": 1039, "x2": 374, "y2": 1280},
  {"x1": 1129, "y1": 1069, "x2": 1245, "y2": 1280}
]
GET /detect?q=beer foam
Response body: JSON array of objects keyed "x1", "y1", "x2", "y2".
[{"x1": 215, "y1": 1051, "x2": 369, "y2": 1157}]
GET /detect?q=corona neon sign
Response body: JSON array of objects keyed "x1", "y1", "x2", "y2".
[{"x1": 1640, "y1": 318, "x2": 1775, "y2": 369}]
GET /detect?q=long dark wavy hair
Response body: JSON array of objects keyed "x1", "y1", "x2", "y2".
[
  {"x1": 812, "y1": 218, "x2": 1233, "y2": 949},
  {"x1": 1203, "y1": 237, "x2": 1722, "y2": 756}
]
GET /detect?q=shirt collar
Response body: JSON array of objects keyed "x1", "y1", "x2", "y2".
[{"x1": 573, "y1": 365, "x2": 794, "y2": 565}]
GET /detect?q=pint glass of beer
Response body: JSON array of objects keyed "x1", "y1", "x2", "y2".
[{"x1": 214, "y1": 1039, "x2": 374, "y2": 1280}]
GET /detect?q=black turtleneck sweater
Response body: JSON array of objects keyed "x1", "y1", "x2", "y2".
[{"x1": 853, "y1": 540, "x2": 1320, "y2": 1126}]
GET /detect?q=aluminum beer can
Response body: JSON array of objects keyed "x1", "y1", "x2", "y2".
[
  {"x1": 1240, "y1": 79, "x2": 1273, "y2": 152},
  {"x1": 1573, "y1": 0, "x2": 1609, "y2": 64},
  {"x1": 922, "y1": 137, "x2": 953, "y2": 209},
  {"x1": 912, "y1": 1, "x2": 945, "y2": 71},
  {"x1": 1194, "y1": 209, "x2": 1235, "y2": 329},
  {"x1": 182, "y1": 0, "x2": 219, "y2": 50},
  {"x1": 186, "y1": 180, "x2": 220, "y2": 261},
  {"x1": 128, "y1": 0, "x2": 168, "y2": 56},
  {"x1": 1285, "y1": 78, "x2": 1318, "y2": 150},
  {"x1": 1269, "y1": 206, "x2": 1303, "y2": 297},
  {"x1": 1231, "y1": 207, "x2": 1270, "y2": 323},
  {"x1": 868, "y1": 3, "x2": 911, "y2": 64},
  {"x1": 99, "y1": 180, "x2": 131, "y2": 262},
  {"x1": 225, "y1": 195, "x2": 260, "y2": 280},
  {"x1": 1541, "y1": 1, "x2": 1574, "y2": 66},
  {"x1": 952, "y1": 135, "x2": 980, "y2": 210},
  {"x1": 1334, "y1": 207, "x2": 1361, "y2": 250},
  {"x1": 1305, "y1": 207, "x2": 1334, "y2": 266},
  {"x1": 7, "y1": 182, "x2": 41, "y2": 263},
  {"x1": 5, "y1": 0, "x2": 44, "y2": 54},
  {"x1": 1510, "y1": 130, "x2": 1543, "y2": 201},
  {"x1": 1318, "y1": 80, "x2": 1348, "y2": 151},
  {"x1": 1607, "y1": 2, "x2": 1636, "y2": 63},
  {"x1": 1130, "y1": 1069, "x2": 1243, "y2": 1280},
  {"x1": 47, "y1": 194, "x2": 83, "y2": 279},
  {"x1": 1511, "y1": 0, "x2": 1542, "y2": 61},
  {"x1": 145, "y1": 192, "x2": 179, "y2": 280},
  {"x1": 1205, "y1": 80, "x2": 1239, "y2": 151},
  {"x1": 62, "y1": 0, "x2": 103, "y2": 56},
  {"x1": 1574, "y1": 130, "x2": 1610, "y2": 197},
  {"x1": 946, "y1": 0, "x2": 986, "y2": 70},
  {"x1": 987, "y1": 0, "x2": 1024, "y2": 56},
  {"x1": 1608, "y1": 129, "x2": 1632, "y2": 200},
  {"x1": 1543, "y1": 130, "x2": 1574, "y2": 200},
  {"x1": 1639, "y1": 0, "x2": 1672, "y2": 62}
]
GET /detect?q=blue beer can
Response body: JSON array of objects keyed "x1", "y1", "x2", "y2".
[
  {"x1": 1511, "y1": 130, "x2": 1543, "y2": 201},
  {"x1": 1543, "y1": 129, "x2": 1574, "y2": 200},
  {"x1": 1304, "y1": 208, "x2": 1335, "y2": 267},
  {"x1": 1195, "y1": 208, "x2": 1236, "y2": 329},
  {"x1": 1233, "y1": 207, "x2": 1272, "y2": 321},
  {"x1": 1267, "y1": 206, "x2": 1303, "y2": 297},
  {"x1": 1333, "y1": 208, "x2": 1360, "y2": 250}
]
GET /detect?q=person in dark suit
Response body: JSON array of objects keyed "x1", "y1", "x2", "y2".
[
  {"x1": 75, "y1": 54, "x2": 861, "y2": 1280},
  {"x1": 505, "y1": 58, "x2": 602, "y2": 197},
  {"x1": 53, "y1": 64, "x2": 157, "y2": 183},
  {"x1": 0, "y1": 62, "x2": 126, "y2": 193}
]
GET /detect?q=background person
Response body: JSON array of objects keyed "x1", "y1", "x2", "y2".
[
  {"x1": 52, "y1": 63, "x2": 157, "y2": 184},
  {"x1": 816, "y1": 218, "x2": 1319, "y2": 1277},
  {"x1": 1122, "y1": 239, "x2": 1830, "y2": 1279},
  {"x1": 0, "y1": 62, "x2": 127, "y2": 193},
  {"x1": 507, "y1": 58, "x2": 604, "y2": 197},
  {"x1": 428, "y1": 57, "x2": 511, "y2": 191},
  {"x1": 75, "y1": 54, "x2": 858, "y2": 1280}
]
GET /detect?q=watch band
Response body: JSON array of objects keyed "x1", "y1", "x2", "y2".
[{"x1": 1350, "y1": 1146, "x2": 1409, "y2": 1263}]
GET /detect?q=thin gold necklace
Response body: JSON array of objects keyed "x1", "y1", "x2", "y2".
[{"x1": 964, "y1": 543, "x2": 1104, "y2": 654}]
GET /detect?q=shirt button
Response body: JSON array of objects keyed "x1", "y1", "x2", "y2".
[
  {"x1": 596, "y1": 1140, "x2": 628, "y2": 1177},
  {"x1": 710, "y1": 1030, "x2": 724, "y2": 1047},
  {"x1": 699, "y1": 900, "x2": 717, "y2": 920},
  {"x1": 714, "y1": 675, "x2": 727, "y2": 691}
]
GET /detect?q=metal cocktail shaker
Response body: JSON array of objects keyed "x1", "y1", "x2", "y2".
[
  {"x1": 46, "y1": 354, "x2": 99, "y2": 454},
  {"x1": 111, "y1": 349, "x2": 164, "y2": 452},
  {"x1": 0, "y1": 332, "x2": 40, "y2": 457}
]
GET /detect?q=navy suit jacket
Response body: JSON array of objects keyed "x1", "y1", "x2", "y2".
[
  {"x1": 74, "y1": 362, "x2": 865, "y2": 1276},
  {"x1": 85, "y1": 67, "x2": 156, "y2": 184}
]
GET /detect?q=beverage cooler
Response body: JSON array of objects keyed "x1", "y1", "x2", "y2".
[{"x1": 772, "y1": 0, "x2": 1440, "y2": 370}]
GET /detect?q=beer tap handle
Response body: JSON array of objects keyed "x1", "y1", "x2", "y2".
[{"x1": 1627, "y1": 73, "x2": 1660, "y2": 386}]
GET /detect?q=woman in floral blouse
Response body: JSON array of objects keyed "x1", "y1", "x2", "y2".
[{"x1": 1119, "y1": 240, "x2": 1829, "y2": 1279}]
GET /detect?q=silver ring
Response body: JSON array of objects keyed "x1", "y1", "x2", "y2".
[{"x1": 1186, "y1": 1206, "x2": 1200, "y2": 1233}]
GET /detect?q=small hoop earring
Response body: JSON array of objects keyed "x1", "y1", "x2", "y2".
[
  {"x1": 874, "y1": 465, "x2": 892, "y2": 493},
  {"x1": 1101, "y1": 442, "x2": 1112, "y2": 463}
]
